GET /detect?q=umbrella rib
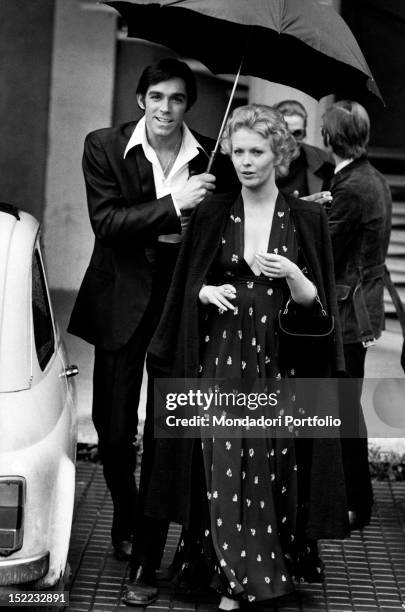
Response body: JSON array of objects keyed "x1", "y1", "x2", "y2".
[{"x1": 206, "y1": 57, "x2": 244, "y2": 173}]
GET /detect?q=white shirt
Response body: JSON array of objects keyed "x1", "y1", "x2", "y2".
[
  {"x1": 334, "y1": 158, "x2": 354, "y2": 175},
  {"x1": 124, "y1": 117, "x2": 205, "y2": 243}
]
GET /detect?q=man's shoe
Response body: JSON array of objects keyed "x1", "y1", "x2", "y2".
[
  {"x1": 113, "y1": 538, "x2": 133, "y2": 561},
  {"x1": 123, "y1": 565, "x2": 158, "y2": 607},
  {"x1": 348, "y1": 509, "x2": 370, "y2": 531}
]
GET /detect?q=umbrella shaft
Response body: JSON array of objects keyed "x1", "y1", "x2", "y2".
[{"x1": 207, "y1": 57, "x2": 244, "y2": 173}]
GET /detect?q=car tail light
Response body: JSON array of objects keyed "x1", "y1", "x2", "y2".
[{"x1": 0, "y1": 477, "x2": 25, "y2": 556}]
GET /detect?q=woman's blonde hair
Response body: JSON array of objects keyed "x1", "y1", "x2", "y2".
[{"x1": 221, "y1": 104, "x2": 297, "y2": 177}]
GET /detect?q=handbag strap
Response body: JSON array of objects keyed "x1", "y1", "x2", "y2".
[{"x1": 283, "y1": 291, "x2": 327, "y2": 316}]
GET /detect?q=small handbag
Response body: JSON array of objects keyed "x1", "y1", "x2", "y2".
[
  {"x1": 278, "y1": 294, "x2": 334, "y2": 337},
  {"x1": 277, "y1": 293, "x2": 335, "y2": 376}
]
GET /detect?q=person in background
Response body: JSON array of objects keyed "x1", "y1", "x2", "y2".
[
  {"x1": 321, "y1": 100, "x2": 392, "y2": 529},
  {"x1": 67, "y1": 57, "x2": 236, "y2": 581},
  {"x1": 274, "y1": 99, "x2": 334, "y2": 201}
]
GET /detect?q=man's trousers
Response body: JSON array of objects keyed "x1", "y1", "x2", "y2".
[
  {"x1": 92, "y1": 243, "x2": 180, "y2": 553},
  {"x1": 340, "y1": 342, "x2": 373, "y2": 528}
]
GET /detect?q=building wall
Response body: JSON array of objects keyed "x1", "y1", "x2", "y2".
[
  {"x1": 43, "y1": 0, "x2": 116, "y2": 290},
  {"x1": 0, "y1": 0, "x2": 54, "y2": 220}
]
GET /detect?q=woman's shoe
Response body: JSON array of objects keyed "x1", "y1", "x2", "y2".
[{"x1": 217, "y1": 596, "x2": 240, "y2": 612}]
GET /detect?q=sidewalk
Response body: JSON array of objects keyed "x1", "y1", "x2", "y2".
[{"x1": 68, "y1": 463, "x2": 405, "y2": 612}]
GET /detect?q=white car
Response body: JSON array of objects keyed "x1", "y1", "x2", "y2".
[{"x1": 0, "y1": 203, "x2": 78, "y2": 596}]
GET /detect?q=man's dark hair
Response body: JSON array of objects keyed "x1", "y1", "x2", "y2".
[
  {"x1": 136, "y1": 57, "x2": 197, "y2": 110},
  {"x1": 322, "y1": 100, "x2": 370, "y2": 159}
]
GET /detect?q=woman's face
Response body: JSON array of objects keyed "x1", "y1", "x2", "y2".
[{"x1": 231, "y1": 127, "x2": 278, "y2": 190}]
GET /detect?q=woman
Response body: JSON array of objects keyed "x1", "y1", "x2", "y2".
[{"x1": 146, "y1": 105, "x2": 349, "y2": 606}]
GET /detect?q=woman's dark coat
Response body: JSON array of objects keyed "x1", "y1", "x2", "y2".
[{"x1": 147, "y1": 191, "x2": 349, "y2": 541}]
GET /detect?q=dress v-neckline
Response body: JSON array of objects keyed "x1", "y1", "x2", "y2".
[{"x1": 238, "y1": 193, "x2": 283, "y2": 277}]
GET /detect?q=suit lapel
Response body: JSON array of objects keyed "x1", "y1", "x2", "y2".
[
  {"x1": 122, "y1": 121, "x2": 212, "y2": 195},
  {"x1": 189, "y1": 147, "x2": 210, "y2": 177},
  {"x1": 307, "y1": 170, "x2": 323, "y2": 195},
  {"x1": 304, "y1": 145, "x2": 325, "y2": 194},
  {"x1": 124, "y1": 142, "x2": 208, "y2": 197},
  {"x1": 329, "y1": 172, "x2": 339, "y2": 192},
  {"x1": 120, "y1": 125, "x2": 156, "y2": 259},
  {"x1": 124, "y1": 144, "x2": 157, "y2": 202}
]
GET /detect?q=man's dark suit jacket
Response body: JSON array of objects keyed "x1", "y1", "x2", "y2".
[
  {"x1": 277, "y1": 143, "x2": 334, "y2": 196},
  {"x1": 328, "y1": 156, "x2": 392, "y2": 343},
  {"x1": 67, "y1": 121, "x2": 237, "y2": 351},
  {"x1": 301, "y1": 143, "x2": 335, "y2": 194}
]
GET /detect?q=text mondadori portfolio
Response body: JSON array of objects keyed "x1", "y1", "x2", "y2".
[{"x1": 165, "y1": 415, "x2": 341, "y2": 428}]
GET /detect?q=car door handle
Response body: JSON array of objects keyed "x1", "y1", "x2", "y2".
[{"x1": 62, "y1": 365, "x2": 79, "y2": 378}]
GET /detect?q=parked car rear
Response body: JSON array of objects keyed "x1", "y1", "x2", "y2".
[{"x1": 0, "y1": 203, "x2": 78, "y2": 596}]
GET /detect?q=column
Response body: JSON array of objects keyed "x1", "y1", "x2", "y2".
[{"x1": 43, "y1": 0, "x2": 117, "y2": 290}]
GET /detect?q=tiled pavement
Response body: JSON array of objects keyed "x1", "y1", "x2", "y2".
[{"x1": 68, "y1": 463, "x2": 405, "y2": 612}]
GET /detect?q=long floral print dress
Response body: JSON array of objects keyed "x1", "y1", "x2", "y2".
[{"x1": 172, "y1": 193, "x2": 323, "y2": 602}]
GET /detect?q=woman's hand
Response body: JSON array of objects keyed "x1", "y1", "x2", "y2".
[
  {"x1": 255, "y1": 253, "x2": 300, "y2": 280},
  {"x1": 255, "y1": 252, "x2": 316, "y2": 306},
  {"x1": 293, "y1": 190, "x2": 333, "y2": 206},
  {"x1": 199, "y1": 284, "x2": 237, "y2": 311}
]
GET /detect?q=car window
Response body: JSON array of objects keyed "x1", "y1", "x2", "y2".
[{"x1": 32, "y1": 248, "x2": 55, "y2": 370}]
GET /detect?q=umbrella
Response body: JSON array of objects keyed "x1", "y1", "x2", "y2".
[
  {"x1": 106, "y1": 0, "x2": 381, "y2": 100},
  {"x1": 105, "y1": 0, "x2": 382, "y2": 168}
]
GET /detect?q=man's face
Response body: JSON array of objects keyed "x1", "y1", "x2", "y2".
[
  {"x1": 138, "y1": 78, "x2": 188, "y2": 141},
  {"x1": 283, "y1": 114, "x2": 306, "y2": 146}
]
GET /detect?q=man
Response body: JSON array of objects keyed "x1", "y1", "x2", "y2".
[
  {"x1": 274, "y1": 99, "x2": 334, "y2": 198},
  {"x1": 68, "y1": 58, "x2": 236, "y2": 575},
  {"x1": 321, "y1": 100, "x2": 392, "y2": 528}
]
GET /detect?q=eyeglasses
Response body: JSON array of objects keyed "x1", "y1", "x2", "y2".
[{"x1": 290, "y1": 128, "x2": 306, "y2": 141}]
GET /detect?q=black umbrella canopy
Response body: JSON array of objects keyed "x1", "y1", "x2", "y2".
[{"x1": 105, "y1": 0, "x2": 382, "y2": 102}]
